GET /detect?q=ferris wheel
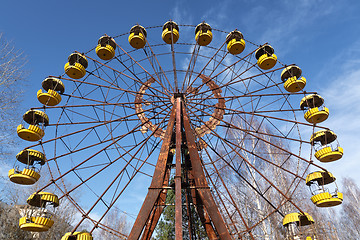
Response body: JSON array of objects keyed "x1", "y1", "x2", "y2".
[{"x1": 8, "y1": 21, "x2": 344, "y2": 239}]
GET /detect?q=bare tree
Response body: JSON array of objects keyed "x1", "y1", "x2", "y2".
[
  {"x1": 220, "y1": 115, "x2": 351, "y2": 240},
  {"x1": 0, "y1": 196, "x2": 76, "y2": 240},
  {"x1": 1, "y1": 171, "x2": 79, "y2": 239},
  {"x1": 0, "y1": 201, "x2": 33, "y2": 239},
  {"x1": 0, "y1": 33, "x2": 27, "y2": 157},
  {"x1": 99, "y1": 207, "x2": 130, "y2": 239},
  {"x1": 218, "y1": 116, "x2": 312, "y2": 239},
  {"x1": 334, "y1": 177, "x2": 360, "y2": 239}
]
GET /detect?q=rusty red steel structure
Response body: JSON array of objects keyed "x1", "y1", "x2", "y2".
[
  {"x1": 16, "y1": 24, "x2": 339, "y2": 240},
  {"x1": 175, "y1": 98, "x2": 183, "y2": 239},
  {"x1": 128, "y1": 96, "x2": 232, "y2": 239}
]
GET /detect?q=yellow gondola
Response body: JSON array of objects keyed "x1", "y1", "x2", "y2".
[
  {"x1": 280, "y1": 65, "x2": 306, "y2": 92},
  {"x1": 195, "y1": 22, "x2": 212, "y2": 46},
  {"x1": 300, "y1": 94, "x2": 329, "y2": 124},
  {"x1": 162, "y1": 21, "x2": 179, "y2": 44},
  {"x1": 37, "y1": 77, "x2": 65, "y2": 106},
  {"x1": 129, "y1": 25, "x2": 147, "y2": 49},
  {"x1": 19, "y1": 216, "x2": 54, "y2": 232},
  {"x1": 226, "y1": 30, "x2": 245, "y2": 55},
  {"x1": 283, "y1": 212, "x2": 314, "y2": 227},
  {"x1": 306, "y1": 171, "x2": 343, "y2": 207},
  {"x1": 19, "y1": 192, "x2": 59, "y2": 232},
  {"x1": 61, "y1": 232, "x2": 93, "y2": 240},
  {"x1": 64, "y1": 53, "x2": 88, "y2": 79},
  {"x1": 96, "y1": 36, "x2": 116, "y2": 60},
  {"x1": 255, "y1": 44, "x2": 277, "y2": 70},
  {"x1": 283, "y1": 212, "x2": 315, "y2": 240},
  {"x1": 16, "y1": 149, "x2": 46, "y2": 165},
  {"x1": 8, "y1": 149, "x2": 46, "y2": 185},
  {"x1": 17, "y1": 124, "x2": 44, "y2": 141},
  {"x1": 8, "y1": 168, "x2": 40, "y2": 185},
  {"x1": 314, "y1": 146, "x2": 343, "y2": 162},
  {"x1": 27, "y1": 192, "x2": 59, "y2": 207},
  {"x1": 310, "y1": 130, "x2": 343, "y2": 162},
  {"x1": 17, "y1": 110, "x2": 49, "y2": 141}
]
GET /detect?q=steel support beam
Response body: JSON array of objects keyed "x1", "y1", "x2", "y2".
[
  {"x1": 140, "y1": 165, "x2": 171, "y2": 240},
  {"x1": 182, "y1": 103, "x2": 233, "y2": 240},
  {"x1": 129, "y1": 98, "x2": 233, "y2": 239},
  {"x1": 184, "y1": 148, "x2": 218, "y2": 239},
  {"x1": 128, "y1": 106, "x2": 176, "y2": 239},
  {"x1": 175, "y1": 97, "x2": 183, "y2": 239},
  {"x1": 190, "y1": 184, "x2": 219, "y2": 240}
]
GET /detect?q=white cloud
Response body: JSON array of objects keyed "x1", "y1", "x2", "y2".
[
  {"x1": 166, "y1": 1, "x2": 360, "y2": 187},
  {"x1": 255, "y1": 1, "x2": 336, "y2": 53},
  {"x1": 318, "y1": 40, "x2": 360, "y2": 185},
  {"x1": 170, "y1": 2, "x2": 193, "y2": 24},
  {"x1": 0, "y1": 162, "x2": 10, "y2": 178}
]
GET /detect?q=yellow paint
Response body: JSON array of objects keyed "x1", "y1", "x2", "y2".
[
  {"x1": 315, "y1": 146, "x2": 343, "y2": 162},
  {"x1": 162, "y1": 29, "x2": 179, "y2": 44},
  {"x1": 8, "y1": 168, "x2": 40, "y2": 185},
  {"x1": 195, "y1": 30, "x2": 212, "y2": 46},
  {"x1": 27, "y1": 192, "x2": 59, "y2": 207},
  {"x1": 227, "y1": 38, "x2": 245, "y2": 55},
  {"x1": 304, "y1": 107, "x2": 329, "y2": 124},
  {"x1": 283, "y1": 212, "x2": 314, "y2": 226},
  {"x1": 64, "y1": 62, "x2": 86, "y2": 79},
  {"x1": 37, "y1": 89, "x2": 62, "y2": 106},
  {"x1": 257, "y1": 53, "x2": 277, "y2": 70},
  {"x1": 284, "y1": 76, "x2": 306, "y2": 92},
  {"x1": 311, "y1": 192, "x2": 343, "y2": 207},
  {"x1": 19, "y1": 216, "x2": 54, "y2": 232},
  {"x1": 61, "y1": 232, "x2": 93, "y2": 240},
  {"x1": 17, "y1": 124, "x2": 44, "y2": 141},
  {"x1": 96, "y1": 44, "x2": 115, "y2": 60}
]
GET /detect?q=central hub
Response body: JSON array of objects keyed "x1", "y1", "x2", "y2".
[
  {"x1": 134, "y1": 74, "x2": 225, "y2": 140},
  {"x1": 174, "y1": 92, "x2": 184, "y2": 99},
  {"x1": 171, "y1": 92, "x2": 186, "y2": 104}
]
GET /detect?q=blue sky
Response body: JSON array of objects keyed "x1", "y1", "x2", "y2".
[{"x1": 1, "y1": 0, "x2": 360, "y2": 232}]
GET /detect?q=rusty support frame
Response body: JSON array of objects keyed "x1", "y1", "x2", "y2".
[
  {"x1": 128, "y1": 98, "x2": 233, "y2": 239},
  {"x1": 128, "y1": 106, "x2": 176, "y2": 239},
  {"x1": 175, "y1": 98, "x2": 183, "y2": 239},
  {"x1": 141, "y1": 164, "x2": 172, "y2": 239},
  {"x1": 189, "y1": 186, "x2": 218, "y2": 239},
  {"x1": 183, "y1": 133, "x2": 218, "y2": 239},
  {"x1": 182, "y1": 102, "x2": 233, "y2": 239}
]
